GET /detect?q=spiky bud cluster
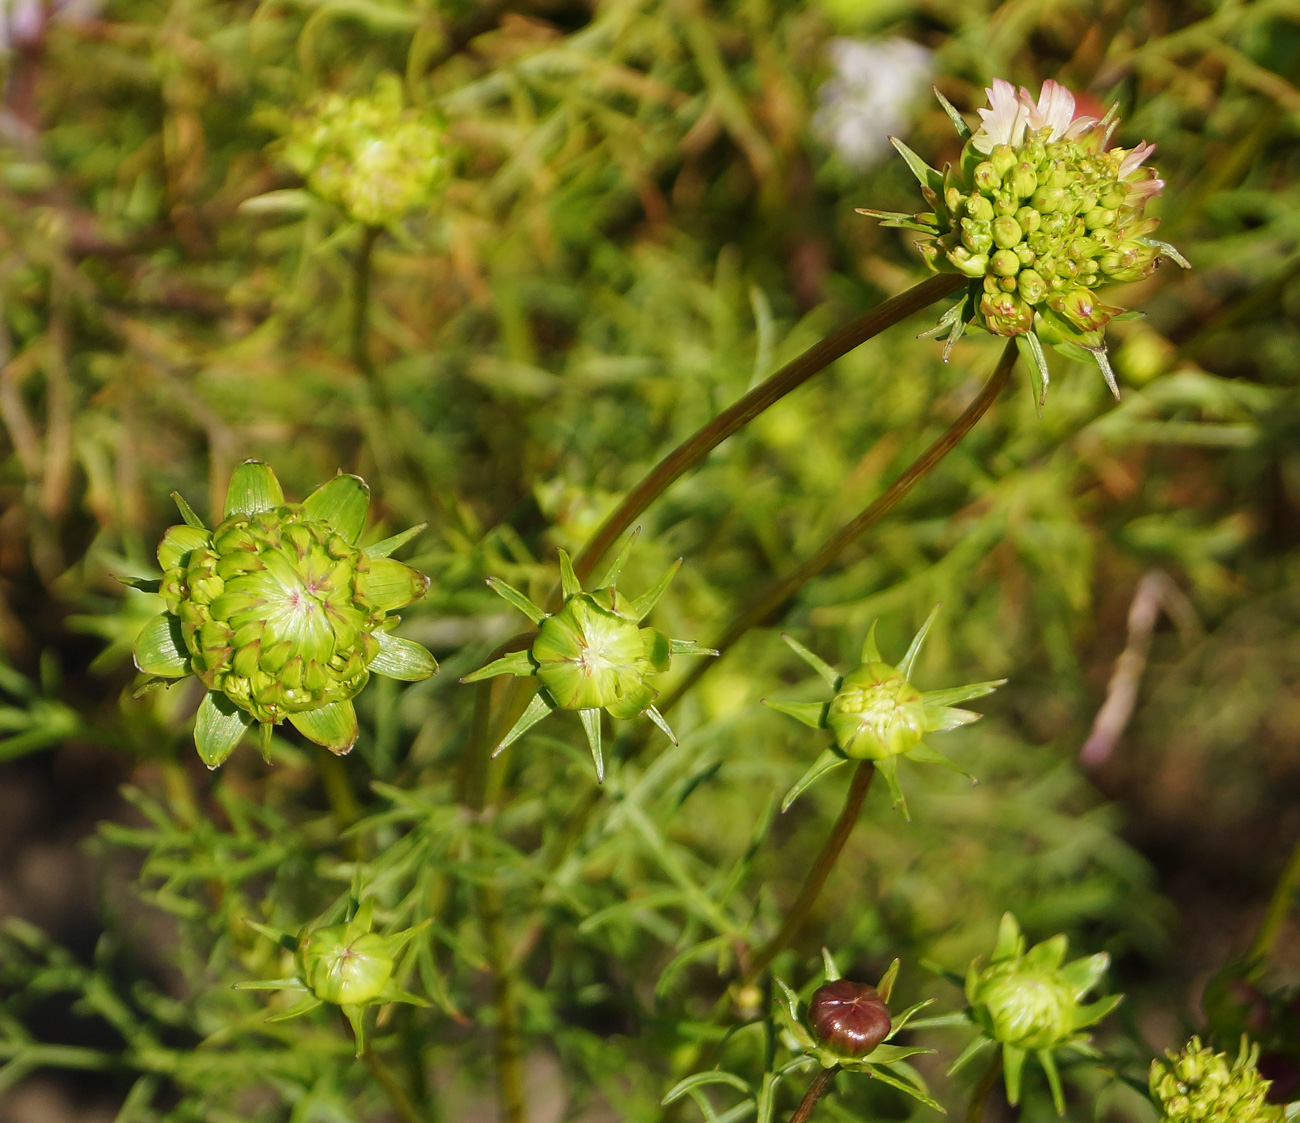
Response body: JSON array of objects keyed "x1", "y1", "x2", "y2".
[
  {"x1": 865, "y1": 79, "x2": 1187, "y2": 404},
  {"x1": 284, "y1": 73, "x2": 449, "y2": 226},
  {"x1": 1149, "y1": 1037, "x2": 1283, "y2": 1123},
  {"x1": 766, "y1": 606, "x2": 1003, "y2": 818},
  {"x1": 132, "y1": 460, "x2": 436, "y2": 765},
  {"x1": 238, "y1": 899, "x2": 429, "y2": 1056},
  {"x1": 462, "y1": 535, "x2": 716, "y2": 782},
  {"x1": 956, "y1": 913, "x2": 1121, "y2": 1113}
]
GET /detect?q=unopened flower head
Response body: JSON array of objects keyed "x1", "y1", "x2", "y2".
[
  {"x1": 774, "y1": 953, "x2": 943, "y2": 1111},
  {"x1": 462, "y1": 533, "x2": 716, "y2": 782},
  {"x1": 1149, "y1": 1036, "x2": 1283, "y2": 1123},
  {"x1": 237, "y1": 899, "x2": 429, "y2": 1056},
  {"x1": 284, "y1": 74, "x2": 449, "y2": 226},
  {"x1": 863, "y1": 78, "x2": 1187, "y2": 405},
  {"x1": 131, "y1": 460, "x2": 436, "y2": 765},
  {"x1": 954, "y1": 913, "x2": 1121, "y2": 1114},
  {"x1": 766, "y1": 606, "x2": 1004, "y2": 818}
]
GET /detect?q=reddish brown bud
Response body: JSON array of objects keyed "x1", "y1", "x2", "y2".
[{"x1": 809, "y1": 980, "x2": 891, "y2": 1057}]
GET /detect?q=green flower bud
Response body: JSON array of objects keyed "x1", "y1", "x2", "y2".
[
  {"x1": 1017, "y1": 269, "x2": 1048, "y2": 305},
  {"x1": 1009, "y1": 163, "x2": 1038, "y2": 199},
  {"x1": 464, "y1": 538, "x2": 716, "y2": 782},
  {"x1": 963, "y1": 914, "x2": 1121, "y2": 1113},
  {"x1": 991, "y1": 249, "x2": 1020, "y2": 277},
  {"x1": 989, "y1": 144, "x2": 1018, "y2": 178},
  {"x1": 133, "y1": 461, "x2": 436, "y2": 765},
  {"x1": 300, "y1": 925, "x2": 394, "y2": 1005},
  {"x1": 973, "y1": 162, "x2": 1000, "y2": 194},
  {"x1": 768, "y1": 607, "x2": 1003, "y2": 818},
  {"x1": 992, "y1": 216, "x2": 1023, "y2": 249},
  {"x1": 966, "y1": 194, "x2": 995, "y2": 222},
  {"x1": 1016, "y1": 205, "x2": 1042, "y2": 233},
  {"x1": 961, "y1": 218, "x2": 993, "y2": 255},
  {"x1": 1149, "y1": 1037, "x2": 1281, "y2": 1123},
  {"x1": 283, "y1": 73, "x2": 450, "y2": 226}
]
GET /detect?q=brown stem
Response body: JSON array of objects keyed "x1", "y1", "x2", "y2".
[
  {"x1": 790, "y1": 1066, "x2": 839, "y2": 1123},
  {"x1": 965, "y1": 1049, "x2": 1003, "y2": 1123},
  {"x1": 570, "y1": 273, "x2": 966, "y2": 589},
  {"x1": 743, "y1": 763, "x2": 874, "y2": 986},
  {"x1": 654, "y1": 337, "x2": 1018, "y2": 719}
]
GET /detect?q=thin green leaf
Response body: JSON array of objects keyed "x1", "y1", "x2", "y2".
[
  {"x1": 661, "y1": 1071, "x2": 753, "y2": 1106},
  {"x1": 363, "y1": 523, "x2": 426, "y2": 559},
  {"x1": 494, "y1": 692, "x2": 553, "y2": 755},
  {"x1": 889, "y1": 136, "x2": 944, "y2": 194},
  {"x1": 933, "y1": 85, "x2": 972, "y2": 139}
]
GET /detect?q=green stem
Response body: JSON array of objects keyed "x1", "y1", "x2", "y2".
[
  {"x1": 352, "y1": 223, "x2": 382, "y2": 380},
  {"x1": 483, "y1": 882, "x2": 527, "y2": 1123},
  {"x1": 1250, "y1": 833, "x2": 1300, "y2": 962},
  {"x1": 361, "y1": 1042, "x2": 427, "y2": 1123},
  {"x1": 570, "y1": 273, "x2": 966, "y2": 588},
  {"x1": 743, "y1": 763, "x2": 874, "y2": 986},
  {"x1": 965, "y1": 1049, "x2": 1002, "y2": 1123},
  {"x1": 655, "y1": 337, "x2": 1018, "y2": 719},
  {"x1": 790, "y1": 1066, "x2": 839, "y2": 1123}
]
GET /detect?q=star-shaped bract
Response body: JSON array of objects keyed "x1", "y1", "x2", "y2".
[
  {"x1": 236, "y1": 898, "x2": 429, "y2": 1056},
  {"x1": 951, "y1": 913, "x2": 1121, "y2": 1114},
  {"x1": 766, "y1": 606, "x2": 1004, "y2": 818},
  {"x1": 462, "y1": 534, "x2": 716, "y2": 782},
  {"x1": 130, "y1": 459, "x2": 436, "y2": 766},
  {"x1": 775, "y1": 951, "x2": 946, "y2": 1112}
]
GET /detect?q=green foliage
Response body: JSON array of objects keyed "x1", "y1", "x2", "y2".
[{"x1": 0, "y1": 1, "x2": 1298, "y2": 1122}]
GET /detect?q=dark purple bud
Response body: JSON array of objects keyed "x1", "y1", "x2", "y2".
[{"x1": 809, "y1": 980, "x2": 891, "y2": 1057}]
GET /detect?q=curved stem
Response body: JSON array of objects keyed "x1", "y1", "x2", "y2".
[
  {"x1": 790, "y1": 1066, "x2": 839, "y2": 1123},
  {"x1": 965, "y1": 1049, "x2": 1002, "y2": 1123},
  {"x1": 570, "y1": 273, "x2": 966, "y2": 588},
  {"x1": 1250, "y1": 832, "x2": 1300, "y2": 963},
  {"x1": 743, "y1": 763, "x2": 875, "y2": 986},
  {"x1": 352, "y1": 223, "x2": 382, "y2": 380},
  {"x1": 361, "y1": 1042, "x2": 427, "y2": 1123},
  {"x1": 655, "y1": 337, "x2": 1018, "y2": 718}
]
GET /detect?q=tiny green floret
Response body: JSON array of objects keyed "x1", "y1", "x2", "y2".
[
  {"x1": 950, "y1": 913, "x2": 1122, "y2": 1114},
  {"x1": 765, "y1": 605, "x2": 1004, "y2": 818},
  {"x1": 236, "y1": 898, "x2": 429, "y2": 1056},
  {"x1": 131, "y1": 459, "x2": 436, "y2": 766},
  {"x1": 862, "y1": 79, "x2": 1188, "y2": 406},
  {"x1": 1150, "y1": 1036, "x2": 1284, "y2": 1123},
  {"x1": 462, "y1": 534, "x2": 717, "y2": 782}
]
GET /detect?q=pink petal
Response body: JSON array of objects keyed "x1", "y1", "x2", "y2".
[
  {"x1": 1021, "y1": 79, "x2": 1078, "y2": 138},
  {"x1": 1118, "y1": 141, "x2": 1156, "y2": 179}
]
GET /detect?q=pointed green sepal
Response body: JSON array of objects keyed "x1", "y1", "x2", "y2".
[
  {"x1": 288, "y1": 700, "x2": 359, "y2": 754},
  {"x1": 877, "y1": 958, "x2": 901, "y2": 1004},
  {"x1": 780, "y1": 748, "x2": 848, "y2": 812},
  {"x1": 461, "y1": 649, "x2": 535, "y2": 683},
  {"x1": 195, "y1": 691, "x2": 252, "y2": 768},
  {"x1": 363, "y1": 523, "x2": 426, "y2": 559},
  {"x1": 1003, "y1": 1043, "x2": 1028, "y2": 1105},
  {"x1": 627, "y1": 558, "x2": 681, "y2": 622},
  {"x1": 781, "y1": 633, "x2": 839, "y2": 688},
  {"x1": 889, "y1": 136, "x2": 944, "y2": 194},
  {"x1": 558, "y1": 549, "x2": 581, "y2": 599},
  {"x1": 302, "y1": 474, "x2": 370, "y2": 544},
  {"x1": 1038, "y1": 1048, "x2": 1066, "y2": 1115},
  {"x1": 134, "y1": 612, "x2": 190, "y2": 677},
  {"x1": 494, "y1": 691, "x2": 553, "y2": 756},
  {"x1": 898, "y1": 604, "x2": 940, "y2": 679},
  {"x1": 224, "y1": 459, "x2": 284, "y2": 519},
  {"x1": 933, "y1": 85, "x2": 972, "y2": 139},
  {"x1": 579, "y1": 707, "x2": 604, "y2": 782},
  {"x1": 485, "y1": 577, "x2": 546, "y2": 625},
  {"x1": 645, "y1": 705, "x2": 677, "y2": 745},
  {"x1": 171, "y1": 490, "x2": 206, "y2": 529},
  {"x1": 264, "y1": 994, "x2": 325, "y2": 1023},
  {"x1": 600, "y1": 528, "x2": 641, "y2": 588},
  {"x1": 370, "y1": 630, "x2": 438, "y2": 681},
  {"x1": 907, "y1": 741, "x2": 977, "y2": 784},
  {"x1": 763, "y1": 698, "x2": 828, "y2": 731}
]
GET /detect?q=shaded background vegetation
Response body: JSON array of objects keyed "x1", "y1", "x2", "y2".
[{"x1": 2, "y1": 0, "x2": 1300, "y2": 1119}]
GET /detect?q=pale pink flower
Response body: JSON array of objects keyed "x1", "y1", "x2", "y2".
[
  {"x1": 972, "y1": 78, "x2": 1030, "y2": 153},
  {"x1": 1117, "y1": 140, "x2": 1156, "y2": 179},
  {"x1": 1018, "y1": 79, "x2": 1098, "y2": 141}
]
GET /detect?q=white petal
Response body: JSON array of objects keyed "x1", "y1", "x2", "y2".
[
  {"x1": 973, "y1": 78, "x2": 1028, "y2": 153},
  {"x1": 1117, "y1": 141, "x2": 1156, "y2": 179},
  {"x1": 1024, "y1": 79, "x2": 1077, "y2": 139}
]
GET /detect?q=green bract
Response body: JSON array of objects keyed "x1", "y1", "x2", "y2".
[
  {"x1": 462, "y1": 534, "x2": 716, "y2": 782},
  {"x1": 1150, "y1": 1037, "x2": 1284, "y2": 1123},
  {"x1": 283, "y1": 73, "x2": 450, "y2": 226},
  {"x1": 237, "y1": 899, "x2": 429, "y2": 1056},
  {"x1": 766, "y1": 606, "x2": 1004, "y2": 818},
  {"x1": 131, "y1": 460, "x2": 436, "y2": 766},
  {"x1": 863, "y1": 79, "x2": 1188, "y2": 406},
  {"x1": 951, "y1": 913, "x2": 1121, "y2": 1114},
  {"x1": 773, "y1": 951, "x2": 946, "y2": 1112}
]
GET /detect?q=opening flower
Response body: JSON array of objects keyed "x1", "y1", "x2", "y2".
[
  {"x1": 130, "y1": 460, "x2": 436, "y2": 766},
  {"x1": 461, "y1": 534, "x2": 716, "y2": 782},
  {"x1": 765, "y1": 606, "x2": 1004, "y2": 818},
  {"x1": 949, "y1": 913, "x2": 1121, "y2": 1114},
  {"x1": 861, "y1": 78, "x2": 1187, "y2": 407}
]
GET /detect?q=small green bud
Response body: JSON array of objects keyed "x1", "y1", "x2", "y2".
[
  {"x1": 991, "y1": 249, "x2": 1021, "y2": 277},
  {"x1": 1009, "y1": 163, "x2": 1038, "y2": 199},
  {"x1": 1016, "y1": 205, "x2": 1042, "y2": 232},
  {"x1": 948, "y1": 247, "x2": 990, "y2": 278},
  {"x1": 989, "y1": 143, "x2": 1018, "y2": 177},
  {"x1": 300, "y1": 925, "x2": 394, "y2": 1005},
  {"x1": 1017, "y1": 269, "x2": 1048, "y2": 304},
  {"x1": 992, "y1": 216, "x2": 1022, "y2": 249},
  {"x1": 1149, "y1": 1037, "x2": 1281, "y2": 1123},
  {"x1": 827, "y1": 663, "x2": 926, "y2": 761},
  {"x1": 966, "y1": 194, "x2": 994, "y2": 222},
  {"x1": 979, "y1": 290, "x2": 1033, "y2": 335},
  {"x1": 973, "y1": 162, "x2": 1000, "y2": 194}
]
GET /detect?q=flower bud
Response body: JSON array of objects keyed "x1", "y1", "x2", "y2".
[
  {"x1": 992, "y1": 216, "x2": 1022, "y2": 250},
  {"x1": 827, "y1": 663, "x2": 926, "y2": 761},
  {"x1": 1008, "y1": 163, "x2": 1038, "y2": 199},
  {"x1": 989, "y1": 144, "x2": 1018, "y2": 178},
  {"x1": 1149, "y1": 1038, "x2": 1281, "y2": 1123},
  {"x1": 973, "y1": 161, "x2": 1000, "y2": 194},
  {"x1": 966, "y1": 194, "x2": 994, "y2": 222},
  {"x1": 809, "y1": 980, "x2": 891, "y2": 1058},
  {"x1": 299, "y1": 925, "x2": 395, "y2": 1006}
]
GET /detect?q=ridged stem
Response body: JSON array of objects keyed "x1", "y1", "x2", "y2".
[
  {"x1": 569, "y1": 273, "x2": 966, "y2": 590},
  {"x1": 790, "y1": 1066, "x2": 839, "y2": 1123},
  {"x1": 742, "y1": 762, "x2": 875, "y2": 987}
]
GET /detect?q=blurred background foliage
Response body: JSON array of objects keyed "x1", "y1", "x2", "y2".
[{"x1": 1, "y1": 0, "x2": 1300, "y2": 1119}]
